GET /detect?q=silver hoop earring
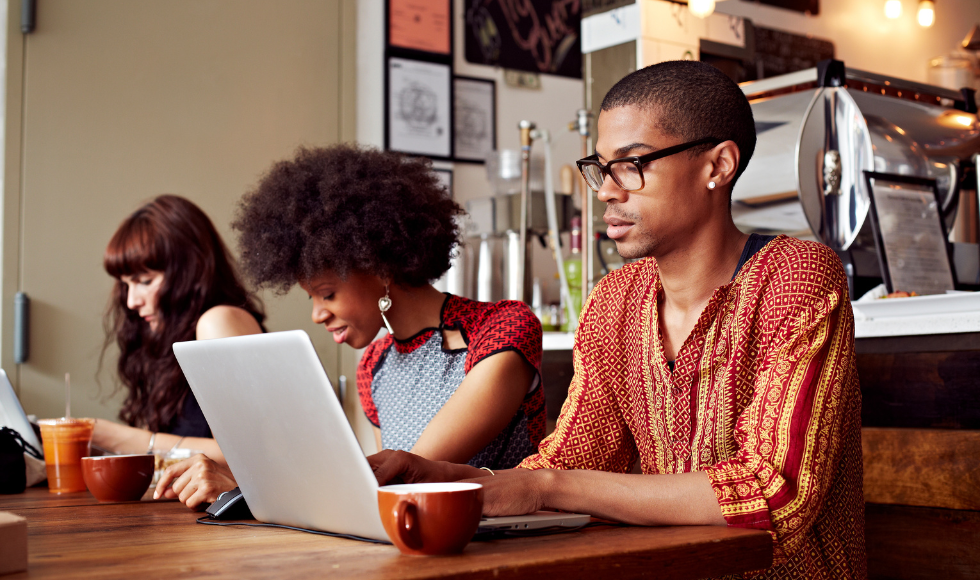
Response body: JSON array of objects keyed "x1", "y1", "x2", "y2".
[
  {"x1": 378, "y1": 285, "x2": 395, "y2": 335},
  {"x1": 707, "y1": 181, "x2": 717, "y2": 190}
]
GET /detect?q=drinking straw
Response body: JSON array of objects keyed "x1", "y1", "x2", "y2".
[{"x1": 65, "y1": 373, "x2": 71, "y2": 419}]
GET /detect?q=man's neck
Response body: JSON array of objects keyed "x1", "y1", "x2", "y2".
[{"x1": 655, "y1": 219, "x2": 749, "y2": 315}]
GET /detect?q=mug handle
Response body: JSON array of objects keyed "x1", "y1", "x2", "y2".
[{"x1": 394, "y1": 499, "x2": 423, "y2": 551}]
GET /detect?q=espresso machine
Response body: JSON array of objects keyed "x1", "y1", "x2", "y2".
[
  {"x1": 733, "y1": 60, "x2": 980, "y2": 295},
  {"x1": 465, "y1": 112, "x2": 595, "y2": 324},
  {"x1": 466, "y1": 146, "x2": 576, "y2": 303}
]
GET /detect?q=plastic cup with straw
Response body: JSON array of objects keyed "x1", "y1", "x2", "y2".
[{"x1": 37, "y1": 371, "x2": 95, "y2": 493}]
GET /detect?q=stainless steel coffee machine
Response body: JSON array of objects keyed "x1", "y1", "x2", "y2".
[
  {"x1": 466, "y1": 149, "x2": 575, "y2": 303},
  {"x1": 733, "y1": 60, "x2": 980, "y2": 292}
]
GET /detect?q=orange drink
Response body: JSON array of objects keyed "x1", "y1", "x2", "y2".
[{"x1": 38, "y1": 418, "x2": 95, "y2": 493}]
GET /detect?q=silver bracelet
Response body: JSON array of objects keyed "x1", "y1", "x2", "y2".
[
  {"x1": 479, "y1": 467, "x2": 495, "y2": 476},
  {"x1": 146, "y1": 432, "x2": 157, "y2": 454}
]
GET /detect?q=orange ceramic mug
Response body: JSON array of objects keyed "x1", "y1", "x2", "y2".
[{"x1": 377, "y1": 482, "x2": 484, "y2": 555}]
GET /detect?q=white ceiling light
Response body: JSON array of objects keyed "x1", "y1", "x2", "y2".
[
  {"x1": 689, "y1": 0, "x2": 716, "y2": 19},
  {"x1": 884, "y1": 0, "x2": 903, "y2": 19},
  {"x1": 917, "y1": 0, "x2": 935, "y2": 27}
]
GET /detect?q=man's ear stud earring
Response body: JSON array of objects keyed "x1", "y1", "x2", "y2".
[{"x1": 708, "y1": 181, "x2": 717, "y2": 190}]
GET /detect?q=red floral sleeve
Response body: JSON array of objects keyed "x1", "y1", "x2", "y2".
[
  {"x1": 444, "y1": 296, "x2": 546, "y2": 447},
  {"x1": 355, "y1": 336, "x2": 392, "y2": 428},
  {"x1": 703, "y1": 243, "x2": 860, "y2": 563},
  {"x1": 461, "y1": 300, "x2": 542, "y2": 378}
]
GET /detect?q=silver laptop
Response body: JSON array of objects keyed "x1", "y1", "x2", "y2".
[
  {"x1": 0, "y1": 369, "x2": 43, "y2": 456},
  {"x1": 173, "y1": 330, "x2": 589, "y2": 542}
]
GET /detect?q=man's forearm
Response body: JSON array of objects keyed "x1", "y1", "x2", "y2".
[{"x1": 537, "y1": 469, "x2": 728, "y2": 526}]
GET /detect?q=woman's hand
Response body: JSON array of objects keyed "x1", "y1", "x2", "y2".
[
  {"x1": 368, "y1": 449, "x2": 485, "y2": 486},
  {"x1": 369, "y1": 450, "x2": 548, "y2": 516},
  {"x1": 153, "y1": 454, "x2": 237, "y2": 510}
]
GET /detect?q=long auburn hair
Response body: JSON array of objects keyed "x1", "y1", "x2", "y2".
[{"x1": 102, "y1": 195, "x2": 265, "y2": 432}]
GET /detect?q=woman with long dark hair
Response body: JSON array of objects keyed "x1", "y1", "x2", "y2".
[{"x1": 93, "y1": 195, "x2": 265, "y2": 464}]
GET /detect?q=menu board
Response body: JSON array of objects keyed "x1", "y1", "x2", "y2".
[
  {"x1": 756, "y1": 0, "x2": 819, "y2": 14},
  {"x1": 867, "y1": 176, "x2": 956, "y2": 296},
  {"x1": 464, "y1": 0, "x2": 581, "y2": 78},
  {"x1": 389, "y1": 0, "x2": 452, "y2": 55},
  {"x1": 752, "y1": 26, "x2": 834, "y2": 79}
]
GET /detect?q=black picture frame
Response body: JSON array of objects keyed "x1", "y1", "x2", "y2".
[
  {"x1": 433, "y1": 167, "x2": 454, "y2": 198},
  {"x1": 384, "y1": 0, "x2": 455, "y2": 161},
  {"x1": 864, "y1": 171, "x2": 958, "y2": 294},
  {"x1": 452, "y1": 76, "x2": 496, "y2": 164},
  {"x1": 385, "y1": 57, "x2": 454, "y2": 161},
  {"x1": 463, "y1": 0, "x2": 582, "y2": 78}
]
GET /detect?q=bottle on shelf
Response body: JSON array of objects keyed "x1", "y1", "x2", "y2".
[
  {"x1": 561, "y1": 215, "x2": 583, "y2": 332},
  {"x1": 531, "y1": 277, "x2": 544, "y2": 322}
]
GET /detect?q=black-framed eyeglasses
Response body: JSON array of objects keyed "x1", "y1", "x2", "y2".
[{"x1": 575, "y1": 138, "x2": 721, "y2": 192}]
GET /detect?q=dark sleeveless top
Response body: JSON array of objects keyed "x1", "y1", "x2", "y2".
[
  {"x1": 164, "y1": 311, "x2": 266, "y2": 438},
  {"x1": 168, "y1": 392, "x2": 211, "y2": 438}
]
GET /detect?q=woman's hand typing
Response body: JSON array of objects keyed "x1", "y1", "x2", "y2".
[{"x1": 154, "y1": 453, "x2": 237, "y2": 510}]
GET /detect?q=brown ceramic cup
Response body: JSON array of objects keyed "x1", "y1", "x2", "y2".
[
  {"x1": 377, "y1": 482, "x2": 484, "y2": 555},
  {"x1": 81, "y1": 454, "x2": 155, "y2": 502}
]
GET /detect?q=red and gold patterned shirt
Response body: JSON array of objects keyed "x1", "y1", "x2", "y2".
[{"x1": 518, "y1": 236, "x2": 865, "y2": 579}]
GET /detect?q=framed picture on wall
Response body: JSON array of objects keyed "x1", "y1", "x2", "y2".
[
  {"x1": 453, "y1": 76, "x2": 496, "y2": 163},
  {"x1": 463, "y1": 0, "x2": 581, "y2": 78},
  {"x1": 433, "y1": 167, "x2": 453, "y2": 198},
  {"x1": 387, "y1": 0, "x2": 452, "y2": 56},
  {"x1": 386, "y1": 57, "x2": 453, "y2": 160}
]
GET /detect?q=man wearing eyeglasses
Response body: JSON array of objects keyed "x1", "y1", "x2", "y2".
[{"x1": 371, "y1": 60, "x2": 865, "y2": 579}]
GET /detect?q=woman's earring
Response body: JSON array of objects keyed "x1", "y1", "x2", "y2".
[
  {"x1": 708, "y1": 181, "x2": 717, "y2": 190},
  {"x1": 378, "y1": 286, "x2": 395, "y2": 335}
]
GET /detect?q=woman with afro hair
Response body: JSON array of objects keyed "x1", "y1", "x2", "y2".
[{"x1": 156, "y1": 145, "x2": 546, "y2": 509}]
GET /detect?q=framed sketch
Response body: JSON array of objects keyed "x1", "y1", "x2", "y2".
[
  {"x1": 386, "y1": 57, "x2": 452, "y2": 160},
  {"x1": 433, "y1": 167, "x2": 453, "y2": 198},
  {"x1": 453, "y1": 76, "x2": 496, "y2": 163},
  {"x1": 865, "y1": 172, "x2": 957, "y2": 295},
  {"x1": 388, "y1": 0, "x2": 451, "y2": 56}
]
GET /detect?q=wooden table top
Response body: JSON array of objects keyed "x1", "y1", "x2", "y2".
[{"x1": 2, "y1": 488, "x2": 773, "y2": 579}]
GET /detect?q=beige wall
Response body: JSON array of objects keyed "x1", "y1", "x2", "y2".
[{"x1": 2, "y1": 0, "x2": 358, "y2": 423}]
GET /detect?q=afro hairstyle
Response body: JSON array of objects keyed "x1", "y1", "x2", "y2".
[{"x1": 233, "y1": 144, "x2": 464, "y2": 293}]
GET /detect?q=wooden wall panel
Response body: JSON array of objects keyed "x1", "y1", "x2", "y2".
[
  {"x1": 862, "y1": 427, "x2": 980, "y2": 511},
  {"x1": 857, "y1": 350, "x2": 980, "y2": 429},
  {"x1": 866, "y1": 503, "x2": 980, "y2": 580}
]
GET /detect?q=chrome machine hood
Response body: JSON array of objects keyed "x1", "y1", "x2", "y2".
[{"x1": 733, "y1": 65, "x2": 980, "y2": 256}]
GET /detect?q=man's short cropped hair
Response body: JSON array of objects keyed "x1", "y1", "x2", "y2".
[{"x1": 601, "y1": 61, "x2": 756, "y2": 184}]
